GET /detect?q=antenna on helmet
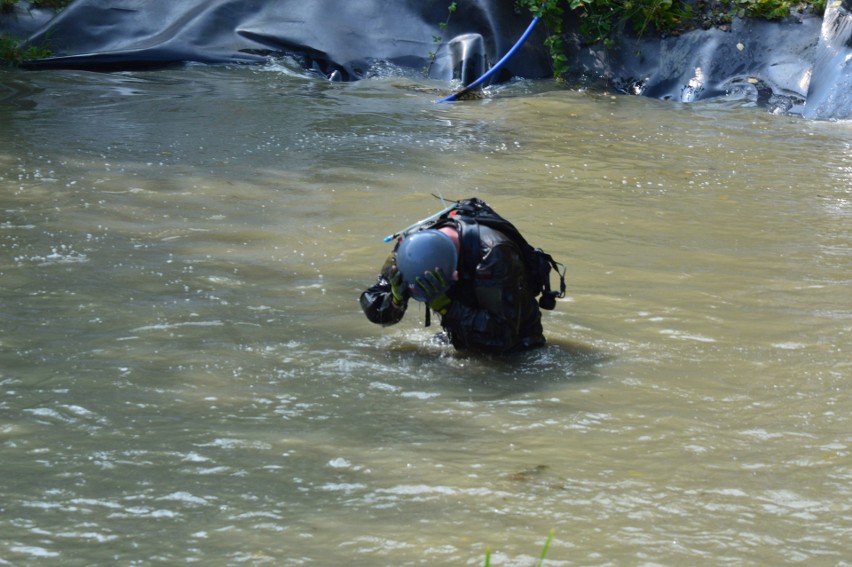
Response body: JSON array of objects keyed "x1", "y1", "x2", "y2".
[{"x1": 382, "y1": 197, "x2": 460, "y2": 242}]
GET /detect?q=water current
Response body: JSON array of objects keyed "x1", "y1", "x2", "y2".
[{"x1": 1, "y1": 62, "x2": 850, "y2": 565}]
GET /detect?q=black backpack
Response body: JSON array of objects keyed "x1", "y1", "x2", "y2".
[{"x1": 438, "y1": 197, "x2": 566, "y2": 310}]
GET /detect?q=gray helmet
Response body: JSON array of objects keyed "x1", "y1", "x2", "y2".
[{"x1": 395, "y1": 230, "x2": 458, "y2": 302}]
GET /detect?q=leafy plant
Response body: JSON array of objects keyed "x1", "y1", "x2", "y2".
[
  {"x1": 517, "y1": 0, "x2": 692, "y2": 73},
  {"x1": 569, "y1": 0, "x2": 693, "y2": 46},
  {"x1": 518, "y1": 0, "x2": 570, "y2": 78},
  {"x1": 1, "y1": 34, "x2": 51, "y2": 65},
  {"x1": 810, "y1": 0, "x2": 827, "y2": 15},
  {"x1": 514, "y1": 0, "x2": 814, "y2": 76},
  {"x1": 427, "y1": 1, "x2": 458, "y2": 63},
  {"x1": 1, "y1": 0, "x2": 73, "y2": 65},
  {"x1": 727, "y1": 0, "x2": 794, "y2": 19}
]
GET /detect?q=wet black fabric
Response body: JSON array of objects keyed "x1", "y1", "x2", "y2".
[{"x1": 20, "y1": 0, "x2": 552, "y2": 81}]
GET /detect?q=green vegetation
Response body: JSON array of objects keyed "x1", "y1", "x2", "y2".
[
  {"x1": 1, "y1": 0, "x2": 73, "y2": 65},
  {"x1": 0, "y1": 0, "x2": 832, "y2": 69},
  {"x1": 562, "y1": 0, "x2": 695, "y2": 47},
  {"x1": 428, "y1": 1, "x2": 458, "y2": 64},
  {"x1": 519, "y1": 0, "x2": 571, "y2": 78},
  {"x1": 484, "y1": 529, "x2": 556, "y2": 566},
  {"x1": 1, "y1": 34, "x2": 49, "y2": 65},
  {"x1": 519, "y1": 0, "x2": 827, "y2": 78}
]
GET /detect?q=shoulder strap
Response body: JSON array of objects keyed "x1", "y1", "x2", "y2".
[{"x1": 457, "y1": 218, "x2": 481, "y2": 283}]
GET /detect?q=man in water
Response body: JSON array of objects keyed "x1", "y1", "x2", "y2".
[{"x1": 360, "y1": 217, "x2": 545, "y2": 354}]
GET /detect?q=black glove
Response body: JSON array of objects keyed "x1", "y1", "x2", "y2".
[
  {"x1": 416, "y1": 268, "x2": 452, "y2": 315},
  {"x1": 389, "y1": 265, "x2": 407, "y2": 306}
]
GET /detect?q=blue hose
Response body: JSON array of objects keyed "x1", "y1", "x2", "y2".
[{"x1": 437, "y1": 10, "x2": 542, "y2": 103}]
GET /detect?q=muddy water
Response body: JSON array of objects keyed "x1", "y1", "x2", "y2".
[{"x1": 1, "y1": 64, "x2": 850, "y2": 565}]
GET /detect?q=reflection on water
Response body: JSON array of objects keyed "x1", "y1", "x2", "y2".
[{"x1": 1, "y1": 63, "x2": 850, "y2": 565}]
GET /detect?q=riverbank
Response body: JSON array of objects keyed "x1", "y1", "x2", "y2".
[
  {"x1": 3, "y1": 0, "x2": 850, "y2": 119},
  {"x1": 0, "y1": 0, "x2": 827, "y2": 67}
]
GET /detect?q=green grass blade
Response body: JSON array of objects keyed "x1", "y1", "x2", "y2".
[{"x1": 535, "y1": 528, "x2": 555, "y2": 566}]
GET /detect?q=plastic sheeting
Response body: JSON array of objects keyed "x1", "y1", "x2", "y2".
[
  {"x1": 7, "y1": 0, "x2": 852, "y2": 119},
  {"x1": 802, "y1": 0, "x2": 852, "y2": 120},
  {"x1": 562, "y1": 5, "x2": 851, "y2": 120},
  {"x1": 19, "y1": 0, "x2": 552, "y2": 82},
  {"x1": 596, "y1": 17, "x2": 822, "y2": 113}
]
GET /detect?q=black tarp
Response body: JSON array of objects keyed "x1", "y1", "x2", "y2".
[
  {"x1": 6, "y1": 0, "x2": 852, "y2": 119},
  {"x1": 19, "y1": 0, "x2": 552, "y2": 82}
]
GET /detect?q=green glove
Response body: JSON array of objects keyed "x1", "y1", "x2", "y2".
[
  {"x1": 416, "y1": 269, "x2": 452, "y2": 315},
  {"x1": 389, "y1": 265, "x2": 406, "y2": 306}
]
